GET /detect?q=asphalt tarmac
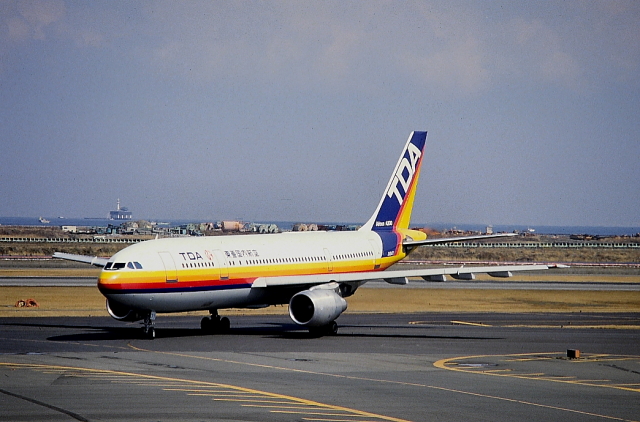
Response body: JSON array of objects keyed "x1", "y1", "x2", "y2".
[{"x1": 1, "y1": 313, "x2": 639, "y2": 421}]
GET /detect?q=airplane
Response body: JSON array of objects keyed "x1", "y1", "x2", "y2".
[{"x1": 54, "y1": 131, "x2": 565, "y2": 338}]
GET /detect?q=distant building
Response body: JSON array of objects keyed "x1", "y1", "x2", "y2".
[{"x1": 109, "y1": 199, "x2": 132, "y2": 220}]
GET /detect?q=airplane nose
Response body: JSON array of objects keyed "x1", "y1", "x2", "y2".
[{"x1": 97, "y1": 270, "x2": 122, "y2": 293}]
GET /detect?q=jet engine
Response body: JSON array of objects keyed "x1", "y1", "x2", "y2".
[
  {"x1": 106, "y1": 299, "x2": 143, "y2": 322},
  {"x1": 289, "y1": 288, "x2": 347, "y2": 328}
]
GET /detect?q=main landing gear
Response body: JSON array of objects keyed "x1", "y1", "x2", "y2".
[
  {"x1": 142, "y1": 311, "x2": 156, "y2": 339},
  {"x1": 201, "y1": 310, "x2": 230, "y2": 335},
  {"x1": 309, "y1": 320, "x2": 339, "y2": 337}
]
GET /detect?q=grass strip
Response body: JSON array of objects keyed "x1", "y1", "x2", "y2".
[{"x1": 1, "y1": 287, "x2": 638, "y2": 317}]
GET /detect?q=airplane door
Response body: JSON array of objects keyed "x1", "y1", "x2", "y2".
[
  {"x1": 213, "y1": 250, "x2": 229, "y2": 280},
  {"x1": 368, "y1": 240, "x2": 381, "y2": 269},
  {"x1": 158, "y1": 251, "x2": 178, "y2": 283},
  {"x1": 323, "y1": 248, "x2": 333, "y2": 272}
]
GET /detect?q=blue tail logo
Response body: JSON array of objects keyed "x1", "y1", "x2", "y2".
[
  {"x1": 385, "y1": 141, "x2": 422, "y2": 206},
  {"x1": 378, "y1": 140, "x2": 423, "y2": 226},
  {"x1": 361, "y1": 131, "x2": 427, "y2": 258},
  {"x1": 363, "y1": 131, "x2": 427, "y2": 232}
]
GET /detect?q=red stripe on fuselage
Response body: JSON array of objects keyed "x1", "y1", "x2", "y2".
[{"x1": 99, "y1": 277, "x2": 255, "y2": 293}]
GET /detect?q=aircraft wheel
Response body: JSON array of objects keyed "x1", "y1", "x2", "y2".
[
  {"x1": 143, "y1": 327, "x2": 156, "y2": 339},
  {"x1": 219, "y1": 317, "x2": 230, "y2": 333},
  {"x1": 201, "y1": 317, "x2": 213, "y2": 333},
  {"x1": 309, "y1": 321, "x2": 338, "y2": 337},
  {"x1": 308, "y1": 327, "x2": 323, "y2": 337},
  {"x1": 201, "y1": 316, "x2": 230, "y2": 334}
]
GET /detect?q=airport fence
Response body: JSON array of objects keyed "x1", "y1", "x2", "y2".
[{"x1": 0, "y1": 237, "x2": 143, "y2": 244}]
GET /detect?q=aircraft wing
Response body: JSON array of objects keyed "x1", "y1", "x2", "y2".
[
  {"x1": 403, "y1": 232, "x2": 518, "y2": 247},
  {"x1": 251, "y1": 263, "x2": 568, "y2": 288},
  {"x1": 52, "y1": 252, "x2": 108, "y2": 267}
]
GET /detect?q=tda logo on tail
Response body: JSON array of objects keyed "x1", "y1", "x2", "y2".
[
  {"x1": 374, "y1": 132, "x2": 425, "y2": 230},
  {"x1": 386, "y1": 142, "x2": 422, "y2": 206}
]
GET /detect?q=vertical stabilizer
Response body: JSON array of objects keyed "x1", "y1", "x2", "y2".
[{"x1": 361, "y1": 131, "x2": 427, "y2": 232}]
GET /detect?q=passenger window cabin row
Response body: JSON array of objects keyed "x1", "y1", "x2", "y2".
[{"x1": 104, "y1": 250, "x2": 375, "y2": 271}]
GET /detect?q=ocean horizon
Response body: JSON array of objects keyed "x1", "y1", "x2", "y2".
[{"x1": 1, "y1": 216, "x2": 638, "y2": 237}]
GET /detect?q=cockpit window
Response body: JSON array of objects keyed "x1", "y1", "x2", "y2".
[{"x1": 105, "y1": 261, "x2": 143, "y2": 271}]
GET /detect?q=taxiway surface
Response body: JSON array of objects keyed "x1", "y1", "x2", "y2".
[{"x1": 1, "y1": 313, "x2": 639, "y2": 421}]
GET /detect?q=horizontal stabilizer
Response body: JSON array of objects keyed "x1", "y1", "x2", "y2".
[
  {"x1": 52, "y1": 252, "x2": 108, "y2": 267},
  {"x1": 403, "y1": 232, "x2": 518, "y2": 247}
]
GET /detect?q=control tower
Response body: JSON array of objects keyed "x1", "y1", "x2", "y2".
[{"x1": 109, "y1": 199, "x2": 132, "y2": 220}]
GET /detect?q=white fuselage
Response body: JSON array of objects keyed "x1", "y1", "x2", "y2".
[{"x1": 98, "y1": 230, "x2": 398, "y2": 313}]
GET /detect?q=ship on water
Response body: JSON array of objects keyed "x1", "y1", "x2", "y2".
[{"x1": 109, "y1": 199, "x2": 132, "y2": 220}]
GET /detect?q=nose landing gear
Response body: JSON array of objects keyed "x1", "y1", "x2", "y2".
[{"x1": 142, "y1": 311, "x2": 156, "y2": 339}]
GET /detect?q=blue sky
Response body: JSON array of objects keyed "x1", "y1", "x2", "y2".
[{"x1": 1, "y1": 1, "x2": 639, "y2": 227}]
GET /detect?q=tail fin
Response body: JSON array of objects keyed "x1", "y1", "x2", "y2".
[{"x1": 361, "y1": 131, "x2": 427, "y2": 232}]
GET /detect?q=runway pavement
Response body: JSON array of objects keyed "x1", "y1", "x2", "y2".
[{"x1": 1, "y1": 313, "x2": 639, "y2": 421}]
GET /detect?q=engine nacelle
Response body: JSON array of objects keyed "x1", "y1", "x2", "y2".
[
  {"x1": 106, "y1": 299, "x2": 143, "y2": 322},
  {"x1": 289, "y1": 289, "x2": 347, "y2": 327}
]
